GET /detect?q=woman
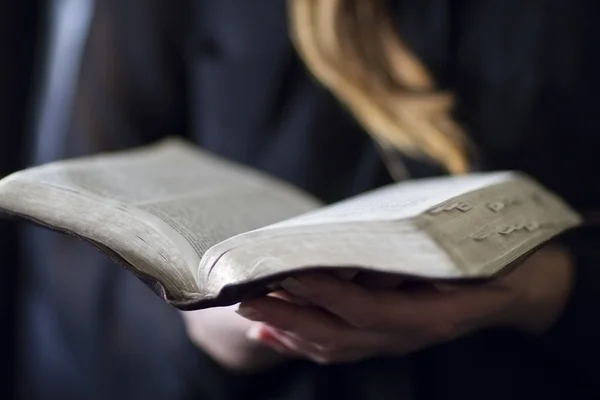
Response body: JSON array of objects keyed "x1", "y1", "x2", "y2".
[{"x1": 23, "y1": 0, "x2": 600, "y2": 399}]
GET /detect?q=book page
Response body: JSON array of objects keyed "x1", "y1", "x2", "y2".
[
  {"x1": 260, "y1": 171, "x2": 518, "y2": 229},
  {"x1": 0, "y1": 138, "x2": 321, "y2": 302}
]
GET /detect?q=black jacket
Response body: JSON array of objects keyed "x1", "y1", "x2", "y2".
[{"x1": 20, "y1": 0, "x2": 600, "y2": 399}]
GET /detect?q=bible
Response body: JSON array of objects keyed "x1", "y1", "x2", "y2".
[{"x1": 0, "y1": 138, "x2": 582, "y2": 309}]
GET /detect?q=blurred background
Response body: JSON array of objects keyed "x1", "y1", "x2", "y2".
[
  {"x1": 1, "y1": 0, "x2": 94, "y2": 397},
  {"x1": 0, "y1": 1, "x2": 43, "y2": 398},
  {"x1": 2, "y1": 1, "x2": 599, "y2": 399}
]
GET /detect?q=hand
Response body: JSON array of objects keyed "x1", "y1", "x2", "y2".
[
  {"x1": 181, "y1": 305, "x2": 287, "y2": 373},
  {"x1": 180, "y1": 283, "x2": 350, "y2": 372},
  {"x1": 235, "y1": 246, "x2": 574, "y2": 364}
]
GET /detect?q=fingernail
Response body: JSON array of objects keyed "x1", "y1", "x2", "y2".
[
  {"x1": 246, "y1": 325, "x2": 291, "y2": 354},
  {"x1": 280, "y1": 278, "x2": 310, "y2": 297},
  {"x1": 235, "y1": 305, "x2": 262, "y2": 321}
]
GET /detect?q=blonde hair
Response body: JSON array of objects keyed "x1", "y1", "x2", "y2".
[{"x1": 288, "y1": 0, "x2": 470, "y2": 174}]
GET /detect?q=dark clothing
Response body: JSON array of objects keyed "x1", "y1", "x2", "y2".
[{"x1": 21, "y1": 0, "x2": 600, "y2": 399}]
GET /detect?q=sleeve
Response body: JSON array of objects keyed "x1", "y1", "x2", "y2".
[
  {"x1": 65, "y1": 0, "x2": 189, "y2": 156},
  {"x1": 541, "y1": 224, "x2": 600, "y2": 386},
  {"x1": 498, "y1": 22, "x2": 600, "y2": 386},
  {"x1": 529, "y1": 70, "x2": 600, "y2": 386}
]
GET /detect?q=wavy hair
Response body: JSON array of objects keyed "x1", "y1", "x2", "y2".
[{"x1": 289, "y1": 0, "x2": 469, "y2": 174}]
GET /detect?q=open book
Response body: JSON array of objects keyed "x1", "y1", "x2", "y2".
[{"x1": 0, "y1": 138, "x2": 582, "y2": 309}]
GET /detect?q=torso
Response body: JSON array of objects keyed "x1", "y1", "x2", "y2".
[{"x1": 22, "y1": 1, "x2": 600, "y2": 399}]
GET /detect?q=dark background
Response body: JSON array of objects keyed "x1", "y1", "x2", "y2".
[{"x1": 0, "y1": 1, "x2": 43, "y2": 398}]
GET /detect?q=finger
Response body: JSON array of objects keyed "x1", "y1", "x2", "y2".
[
  {"x1": 236, "y1": 295, "x2": 348, "y2": 344},
  {"x1": 238, "y1": 296, "x2": 384, "y2": 355},
  {"x1": 279, "y1": 273, "x2": 381, "y2": 329},
  {"x1": 374, "y1": 285, "x2": 514, "y2": 338},
  {"x1": 269, "y1": 328, "x2": 323, "y2": 352},
  {"x1": 269, "y1": 328, "x2": 377, "y2": 365},
  {"x1": 279, "y1": 269, "x2": 358, "y2": 306},
  {"x1": 281, "y1": 271, "x2": 513, "y2": 336},
  {"x1": 246, "y1": 324, "x2": 300, "y2": 357},
  {"x1": 267, "y1": 290, "x2": 310, "y2": 306}
]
